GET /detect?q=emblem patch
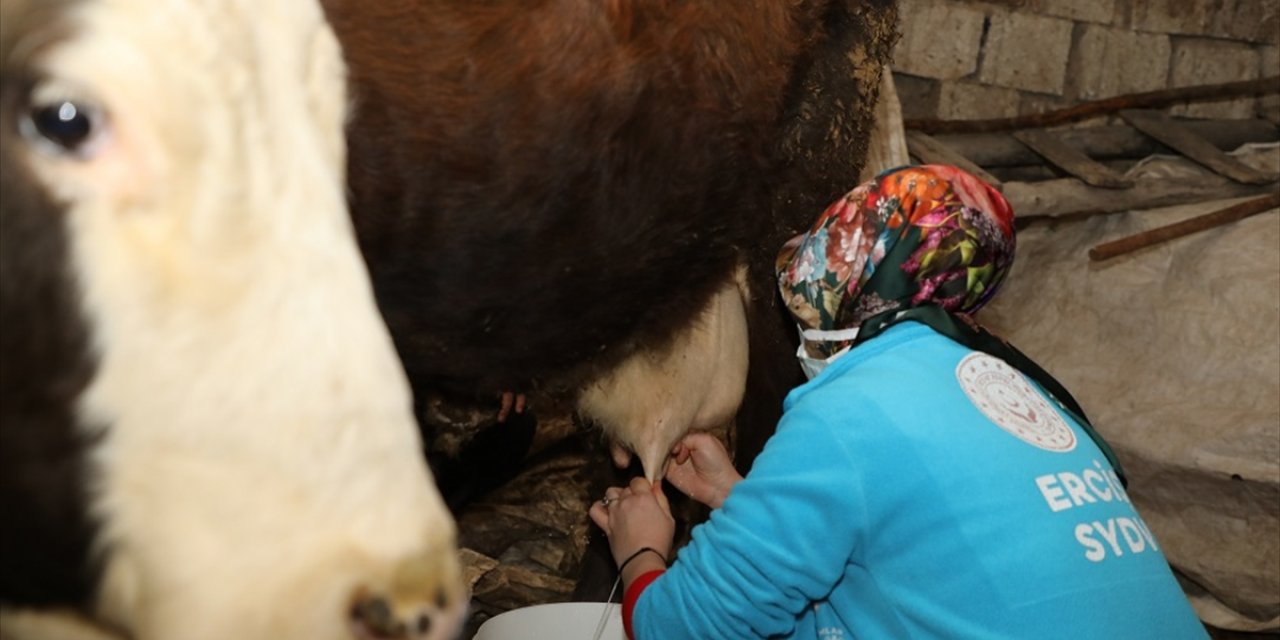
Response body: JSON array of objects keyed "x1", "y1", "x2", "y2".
[{"x1": 956, "y1": 352, "x2": 1076, "y2": 452}]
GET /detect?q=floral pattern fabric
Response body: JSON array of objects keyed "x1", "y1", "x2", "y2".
[{"x1": 776, "y1": 165, "x2": 1016, "y2": 359}]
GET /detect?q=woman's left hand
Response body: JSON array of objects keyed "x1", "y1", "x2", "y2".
[{"x1": 589, "y1": 477, "x2": 675, "y2": 578}]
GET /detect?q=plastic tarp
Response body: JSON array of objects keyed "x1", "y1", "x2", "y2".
[{"x1": 979, "y1": 145, "x2": 1280, "y2": 631}]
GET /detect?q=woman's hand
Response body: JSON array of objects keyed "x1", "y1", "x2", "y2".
[
  {"x1": 589, "y1": 477, "x2": 675, "y2": 583},
  {"x1": 663, "y1": 432, "x2": 742, "y2": 509}
]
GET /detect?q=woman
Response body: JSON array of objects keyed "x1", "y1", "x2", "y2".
[{"x1": 589, "y1": 165, "x2": 1207, "y2": 639}]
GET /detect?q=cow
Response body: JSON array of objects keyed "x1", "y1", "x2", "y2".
[
  {"x1": 317, "y1": 0, "x2": 898, "y2": 605},
  {"x1": 319, "y1": 0, "x2": 898, "y2": 485},
  {"x1": 0, "y1": 0, "x2": 466, "y2": 638}
]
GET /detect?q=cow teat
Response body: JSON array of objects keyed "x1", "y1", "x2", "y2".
[{"x1": 581, "y1": 268, "x2": 751, "y2": 487}]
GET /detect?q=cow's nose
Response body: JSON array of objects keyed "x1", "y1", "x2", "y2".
[
  {"x1": 350, "y1": 589, "x2": 458, "y2": 640},
  {"x1": 349, "y1": 553, "x2": 467, "y2": 640}
]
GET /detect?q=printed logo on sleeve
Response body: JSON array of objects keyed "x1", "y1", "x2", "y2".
[{"x1": 956, "y1": 352, "x2": 1076, "y2": 452}]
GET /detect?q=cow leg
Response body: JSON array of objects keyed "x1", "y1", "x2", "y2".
[
  {"x1": 416, "y1": 389, "x2": 540, "y2": 514},
  {"x1": 428, "y1": 410, "x2": 538, "y2": 514}
]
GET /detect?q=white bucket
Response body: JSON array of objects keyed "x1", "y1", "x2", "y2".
[{"x1": 474, "y1": 602, "x2": 625, "y2": 640}]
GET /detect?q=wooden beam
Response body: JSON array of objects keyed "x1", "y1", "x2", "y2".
[
  {"x1": 989, "y1": 160, "x2": 1135, "y2": 183},
  {"x1": 1004, "y1": 174, "x2": 1277, "y2": 219},
  {"x1": 1089, "y1": 192, "x2": 1280, "y2": 261},
  {"x1": 905, "y1": 76, "x2": 1280, "y2": 134},
  {"x1": 1012, "y1": 129, "x2": 1133, "y2": 188},
  {"x1": 1119, "y1": 110, "x2": 1276, "y2": 185},
  {"x1": 904, "y1": 130, "x2": 1003, "y2": 189},
  {"x1": 935, "y1": 119, "x2": 1279, "y2": 168}
]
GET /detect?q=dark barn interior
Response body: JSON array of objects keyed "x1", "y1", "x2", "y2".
[
  {"x1": 0, "y1": 0, "x2": 1276, "y2": 639},
  {"x1": 427, "y1": 1, "x2": 1280, "y2": 637}
]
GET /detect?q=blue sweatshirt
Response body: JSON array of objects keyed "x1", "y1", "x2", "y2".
[{"x1": 633, "y1": 322, "x2": 1206, "y2": 639}]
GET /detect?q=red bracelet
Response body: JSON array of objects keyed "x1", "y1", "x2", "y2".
[{"x1": 622, "y1": 569, "x2": 665, "y2": 640}]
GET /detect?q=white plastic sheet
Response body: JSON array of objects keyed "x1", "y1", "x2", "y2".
[{"x1": 979, "y1": 146, "x2": 1279, "y2": 631}]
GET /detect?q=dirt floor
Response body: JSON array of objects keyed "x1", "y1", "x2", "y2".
[{"x1": 453, "y1": 414, "x2": 600, "y2": 637}]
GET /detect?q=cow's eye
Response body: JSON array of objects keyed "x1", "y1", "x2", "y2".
[{"x1": 20, "y1": 95, "x2": 107, "y2": 159}]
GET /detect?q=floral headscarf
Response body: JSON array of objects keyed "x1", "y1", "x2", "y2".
[{"x1": 777, "y1": 165, "x2": 1015, "y2": 359}]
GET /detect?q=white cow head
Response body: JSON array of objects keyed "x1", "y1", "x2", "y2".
[{"x1": 0, "y1": 0, "x2": 465, "y2": 638}]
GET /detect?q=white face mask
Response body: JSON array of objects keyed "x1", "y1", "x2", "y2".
[{"x1": 795, "y1": 326, "x2": 859, "y2": 380}]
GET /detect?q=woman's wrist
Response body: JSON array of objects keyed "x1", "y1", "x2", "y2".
[
  {"x1": 710, "y1": 474, "x2": 742, "y2": 509},
  {"x1": 620, "y1": 551, "x2": 667, "y2": 586},
  {"x1": 618, "y1": 547, "x2": 667, "y2": 586}
]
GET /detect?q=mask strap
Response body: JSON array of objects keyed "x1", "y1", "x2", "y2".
[{"x1": 800, "y1": 327, "x2": 861, "y2": 343}]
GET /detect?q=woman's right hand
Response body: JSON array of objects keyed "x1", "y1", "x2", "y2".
[{"x1": 663, "y1": 432, "x2": 742, "y2": 509}]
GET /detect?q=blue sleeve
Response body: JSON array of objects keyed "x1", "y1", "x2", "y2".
[{"x1": 633, "y1": 394, "x2": 872, "y2": 639}]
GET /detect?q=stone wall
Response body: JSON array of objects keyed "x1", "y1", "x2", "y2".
[{"x1": 892, "y1": 0, "x2": 1280, "y2": 121}]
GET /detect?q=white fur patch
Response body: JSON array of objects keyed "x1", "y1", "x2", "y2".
[{"x1": 14, "y1": 0, "x2": 464, "y2": 638}]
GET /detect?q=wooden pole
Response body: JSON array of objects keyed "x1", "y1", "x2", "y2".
[
  {"x1": 936, "y1": 119, "x2": 1278, "y2": 168},
  {"x1": 906, "y1": 76, "x2": 1280, "y2": 134},
  {"x1": 1004, "y1": 175, "x2": 1275, "y2": 219},
  {"x1": 1088, "y1": 192, "x2": 1280, "y2": 261}
]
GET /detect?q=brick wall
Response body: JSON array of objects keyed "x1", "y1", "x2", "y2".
[{"x1": 892, "y1": 0, "x2": 1280, "y2": 121}]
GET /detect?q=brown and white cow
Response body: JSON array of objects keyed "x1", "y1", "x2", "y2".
[
  {"x1": 320, "y1": 0, "x2": 878, "y2": 483},
  {"x1": 0, "y1": 0, "x2": 465, "y2": 638}
]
